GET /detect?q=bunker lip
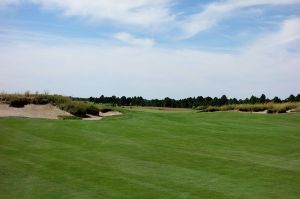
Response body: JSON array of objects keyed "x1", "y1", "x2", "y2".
[
  {"x1": 99, "y1": 111, "x2": 123, "y2": 117},
  {"x1": 0, "y1": 103, "x2": 122, "y2": 120}
]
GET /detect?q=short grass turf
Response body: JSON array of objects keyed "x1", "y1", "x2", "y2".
[{"x1": 0, "y1": 109, "x2": 300, "y2": 199}]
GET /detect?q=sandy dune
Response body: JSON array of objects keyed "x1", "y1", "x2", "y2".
[{"x1": 0, "y1": 103, "x2": 71, "y2": 119}]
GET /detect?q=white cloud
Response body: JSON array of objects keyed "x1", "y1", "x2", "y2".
[
  {"x1": 248, "y1": 17, "x2": 300, "y2": 51},
  {"x1": 179, "y1": 0, "x2": 300, "y2": 39},
  {"x1": 0, "y1": 0, "x2": 174, "y2": 27},
  {"x1": 1, "y1": 0, "x2": 300, "y2": 40},
  {"x1": 114, "y1": 32, "x2": 155, "y2": 47},
  {"x1": 0, "y1": 18, "x2": 299, "y2": 98}
]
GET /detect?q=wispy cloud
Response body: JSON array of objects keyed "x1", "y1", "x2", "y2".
[
  {"x1": 246, "y1": 17, "x2": 300, "y2": 53},
  {"x1": 1, "y1": 0, "x2": 300, "y2": 40},
  {"x1": 179, "y1": 0, "x2": 300, "y2": 39},
  {"x1": 0, "y1": 0, "x2": 174, "y2": 27},
  {"x1": 114, "y1": 32, "x2": 155, "y2": 47}
]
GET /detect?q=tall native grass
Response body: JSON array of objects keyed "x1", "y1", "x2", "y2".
[
  {"x1": 197, "y1": 102, "x2": 300, "y2": 113},
  {"x1": 0, "y1": 92, "x2": 102, "y2": 117}
]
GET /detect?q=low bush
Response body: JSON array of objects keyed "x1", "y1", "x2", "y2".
[
  {"x1": 100, "y1": 108, "x2": 113, "y2": 113},
  {"x1": 86, "y1": 105, "x2": 100, "y2": 116},
  {"x1": 9, "y1": 98, "x2": 30, "y2": 108},
  {"x1": 219, "y1": 105, "x2": 235, "y2": 111},
  {"x1": 32, "y1": 97, "x2": 50, "y2": 105},
  {"x1": 57, "y1": 101, "x2": 100, "y2": 117},
  {"x1": 195, "y1": 106, "x2": 208, "y2": 111},
  {"x1": 204, "y1": 106, "x2": 220, "y2": 112}
]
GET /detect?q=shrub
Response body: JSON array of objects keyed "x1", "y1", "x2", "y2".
[
  {"x1": 219, "y1": 105, "x2": 235, "y2": 111},
  {"x1": 9, "y1": 98, "x2": 30, "y2": 108},
  {"x1": 236, "y1": 104, "x2": 270, "y2": 112},
  {"x1": 205, "y1": 106, "x2": 220, "y2": 112},
  {"x1": 86, "y1": 105, "x2": 100, "y2": 116},
  {"x1": 236, "y1": 104, "x2": 252, "y2": 112},
  {"x1": 195, "y1": 106, "x2": 208, "y2": 111},
  {"x1": 32, "y1": 97, "x2": 50, "y2": 105},
  {"x1": 100, "y1": 108, "x2": 113, "y2": 113},
  {"x1": 57, "y1": 101, "x2": 100, "y2": 117}
]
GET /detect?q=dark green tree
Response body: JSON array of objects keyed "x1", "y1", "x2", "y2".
[
  {"x1": 259, "y1": 94, "x2": 266, "y2": 103},
  {"x1": 287, "y1": 94, "x2": 296, "y2": 102},
  {"x1": 272, "y1": 96, "x2": 281, "y2": 103}
]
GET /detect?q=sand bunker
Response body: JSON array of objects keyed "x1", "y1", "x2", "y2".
[
  {"x1": 99, "y1": 111, "x2": 123, "y2": 117},
  {"x1": 0, "y1": 103, "x2": 71, "y2": 119},
  {"x1": 83, "y1": 114, "x2": 103, "y2": 121},
  {"x1": 0, "y1": 103, "x2": 123, "y2": 120}
]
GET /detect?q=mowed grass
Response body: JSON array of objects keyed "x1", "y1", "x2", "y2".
[{"x1": 0, "y1": 109, "x2": 300, "y2": 199}]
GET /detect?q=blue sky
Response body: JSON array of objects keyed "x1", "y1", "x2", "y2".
[{"x1": 0, "y1": 0, "x2": 300, "y2": 99}]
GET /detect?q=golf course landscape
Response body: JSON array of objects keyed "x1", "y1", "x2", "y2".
[
  {"x1": 1, "y1": 108, "x2": 299, "y2": 198},
  {"x1": 1, "y1": 1, "x2": 300, "y2": 198}
]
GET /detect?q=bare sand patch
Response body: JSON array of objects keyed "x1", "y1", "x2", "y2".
[
  {"x1": 84, "y1": 111, "x2": 122, "y2": 120},
  {"x1": 0, "y1": 103, "x2": 71, "y2": 119},
  {"x1": 99, "y1": 111, "x2": 123, "y2": 117},
  {"x1": 83, "y1": 114, "x2": 102, "y2": 121}
]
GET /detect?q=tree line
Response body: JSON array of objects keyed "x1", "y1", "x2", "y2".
[{"x1": 87, "y1": 94, "x2": 300, "y2": 108}]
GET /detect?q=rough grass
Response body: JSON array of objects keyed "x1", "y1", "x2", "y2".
[
  {"x1": 197, "y1": 102, "x2": 300, "y2": 113},
  {"x1": 0, "y1": 109, "x2": 300, "y2": 198}
]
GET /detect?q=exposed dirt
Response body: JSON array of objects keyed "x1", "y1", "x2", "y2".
[{"x1": 0, "y1": 103, "x2": 71, "y2": 119}]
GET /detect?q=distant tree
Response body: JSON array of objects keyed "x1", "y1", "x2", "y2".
[
  {"x1": 196, "y1": 96, "x2": 204, "y2": 106},
  {"x1": 111, "y1": 95, "x2": 117, "y2": 106},
  {"x1": 249, "y1": 95, "x2": 258, "y2": 104},
  {"x1": 120, "y1": 96, "x2": 127, "y2": 106},
  {"x1": 88, "y1": 93, "x2": 299, "y2": 108},
  {"x1": 164, "y1": 97, "x2": 172, "y2": 107},
  {"x1": 212, "y1": 97, "x2": 219, "y2": 106},
  {"x1": 204, "y1": 97, "x2": 213, "y2": 106},
  {"x1": 89, "y1": 97, "x2": 95, "y2": 102},
  {"x1": 296, "y1": 94, "x2": 300, "y2": 102},
  {"x1": 220, "y1": 95, "x2": 228, "y2": 106},
  {"x1": 287, "y1": 94, "x2": 296, "y2": 102},
  {"x1": 272, "y1": 96, "x2": 281, "y2": 103},
  {"x1": 99, "y1": 95, "x2": 105, "y2": 103},
  {"x1": 232, "y1": 98, "x2": 238, "y2": 104},
  {"x1": 259, "y1": 94, "x2": 266, "y2": 103}
]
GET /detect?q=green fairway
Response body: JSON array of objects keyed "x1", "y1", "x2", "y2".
[{"x1": 0, "y1": 109, "x2": 300, "y2": 199}]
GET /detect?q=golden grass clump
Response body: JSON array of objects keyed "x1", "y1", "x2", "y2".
[{"x1": 198, "y1": 102, "x2": 300, "y2": 113}]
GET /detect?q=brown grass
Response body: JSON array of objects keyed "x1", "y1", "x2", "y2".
[{"x1": 198, "y1": 102, "x2": 300, "y2": 113}]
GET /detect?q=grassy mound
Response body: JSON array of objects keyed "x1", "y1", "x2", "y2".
[{"x1": 0, "y1": 92, "x2": 109, "y2": 118}]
